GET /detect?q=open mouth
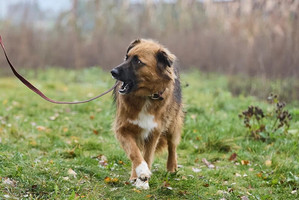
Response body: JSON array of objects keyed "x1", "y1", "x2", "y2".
[{"x1": 119, "y1": 81, "x2": 134, "y2": 94}]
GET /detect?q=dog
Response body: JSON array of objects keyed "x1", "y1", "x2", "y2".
[{"x1": 111, "y1": 39, "x2": 184, "y2": 189}]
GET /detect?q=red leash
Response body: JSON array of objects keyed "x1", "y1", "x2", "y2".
[{"x1": 0, "y1": 35, "x2": 117, "y2": 104}]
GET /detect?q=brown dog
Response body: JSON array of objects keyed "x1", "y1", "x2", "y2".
[{"x1": 111, "y1": 39, "x2": 184, "y2": 189}]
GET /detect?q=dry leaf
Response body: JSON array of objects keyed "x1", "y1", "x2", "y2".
[
  {"x1": 163, "y1": 181, "x2": 171, "y2": 188},
  {"x1": 265, "y1": 160, "x2": 272, "y2": 167},
  {"x1": 90, "y1": 115, "x2": 95, "y2": 120},
  {"x1": 132, "y1": 188, "x2": 141, "y2": 193},
  {"x1": 97, "y1": 155, "x2": 108, "y2": 166},
  {"x1": 104, "y1": 176, "x2": 111, "y2": 183},
  {"x1": 93, "y1": 130, "x2": 99, "y2": 135},
  {"x1": 192, "y1": 167, "x2": 202, "y2": 173},
  {"x1": 241, "y1": 160, "x2": 250, "y2": 165},
  {"x1": 36, "y1": 126, "x2": 46, "y2": 131},
  {"x1": 67, "y1": 168, "x2": 77, "y2": 177},
  {"x1": 241, "y1": 196, "x2": 249, "y2": 200},
  {"x1": 228, "y1": 153, "x2": 237, "y2": 161},
  {"x1": 104, "y1": 176, "x2": 119, "y2": 184},
  {"x1": 3, "y1": 178, "x2": 16, "y2": 186},
  {"x1": 202, "y1": 158, "x2": 215, "y2": 169},
  {"x1": 49, "y1": 113, "x2": 59, "y2": 121}
]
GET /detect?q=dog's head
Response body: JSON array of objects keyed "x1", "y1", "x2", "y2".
[{"x1": 111, "y1": 39, "x2": 176, "y2": 96}]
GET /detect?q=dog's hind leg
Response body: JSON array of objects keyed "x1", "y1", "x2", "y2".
[{"x1": 166, "y1": 119, "x2": 182, "y2": 172}]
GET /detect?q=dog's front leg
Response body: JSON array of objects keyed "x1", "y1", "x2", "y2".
[
  {"x1": 143, "y1": 130, "x2": 161, "y2": 169},
  {"x1": 116, "y1": 131, "x2": 151, "y2": 189}
]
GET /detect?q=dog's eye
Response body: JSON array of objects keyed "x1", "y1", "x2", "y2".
[{"x1": 136, "y1": 58, "x2": 144, "y2": 66}]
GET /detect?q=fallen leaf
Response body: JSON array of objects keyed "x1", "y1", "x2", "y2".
[
  {"x1": 163, "y1": 181, "x2": 170, "y2": 188},
  {"x1": 68, "y1": 168, "x2": 77, "y2": 177},
  {"x1": 235, "y1": 173, "x2": 242, "y2": 177},
  {"x1": 97, "y1": 155, "x2": 108, "y2": 166},
  {"x1": 90, "y1": 115, "x2": 95, "y2": 120},
  {"x1": 93, "y1": 130, "x2": 99, "y2": 135},
  {"x1": 203, "y1": 183, "x2": 209, "y2": 187},
  {"x1": 241, "y1": 196, "x2": 249, "y2": 200},
  {"x1": 202, "y1": 158, "x2": 215, "y2": 169},
  {"x1": 3, "y1": 178, "x2": 16, "y2": 186},
  {"x1": 104, "y1": 177, "x2": 111, "y2": 183},
  {"x1": 241, "y1": 160, "x2": 250, "y2": 165},
  {"x1": 249, "y1": 168, "x2": 254, "y2": 172},
  {"x1": 228, "y1": 153, "x2": 237, "y2": 161},
  {"x1": 167, "y1": 186, "x2": 173, "y2": 190},
  {"x1": 265, "y1": 160, "x2": 272, "y2": 167},
  {"x1": 118, "y1": 160, "x2": 124, "y2": 165},
  {"x1": 104, "y1": 176, "x2": 119, "y2": 184},
  {"x1": 36, "y1": 126, "x2": 46, "y2": 131},
  {"x1": 179, "y1": 190, "x2": 188, "y2": 195},
  {"x1": 192, "y1": 167, "x2": 202, "y2": 173},
  {"x1": 49, "y1": 113, "x2": 59, "y2": 121},
  {"x1": 132, "y1": 188, "x2": 141, "y2": 193}
]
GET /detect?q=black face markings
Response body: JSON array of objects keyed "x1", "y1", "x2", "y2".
[
  {"x1": 111, "y1": 57, "x2": 138, "y2": 95},
  {"x1": 126, "y1": 39, "x2": 141, "y2": 54},
  {"x1": 156, "y1": 50, "x2": 173, "y2": 69}
]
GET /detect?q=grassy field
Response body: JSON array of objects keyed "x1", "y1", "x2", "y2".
[{"x1": 0, "y1": 68, "x2": 298, "y2": 199}]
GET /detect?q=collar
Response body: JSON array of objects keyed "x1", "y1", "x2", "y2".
[{"x1": 149, "y1": 90, "x2": 165, "y2": 101}]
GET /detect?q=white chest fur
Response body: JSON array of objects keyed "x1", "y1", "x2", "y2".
[{"x1": 128, "y1": 101, "x2": 157, "y2": 140}]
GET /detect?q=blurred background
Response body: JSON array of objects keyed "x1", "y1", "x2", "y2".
[{"x1": 0, "y1": 0, "x2": 298, "y2": 101}]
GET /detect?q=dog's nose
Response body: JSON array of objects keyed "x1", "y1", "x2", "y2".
[{"x1": 111, "y1": 68, "x2": 120, "y2": 78}]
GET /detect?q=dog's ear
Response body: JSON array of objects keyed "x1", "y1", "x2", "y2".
[
  {"x1": 156, "y1": 50, "x2": 173, "y2": 69},
  {"x1": 126, "y1": 39, "x2": 141, "y2": 54}
]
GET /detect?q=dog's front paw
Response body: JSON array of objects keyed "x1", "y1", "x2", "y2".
[
  {"x1": 134, "y1": 161, "x2": 151, "y2": 189},
  {"x1": 134, "y1": 177, "x2": 149, "y2": 189}
]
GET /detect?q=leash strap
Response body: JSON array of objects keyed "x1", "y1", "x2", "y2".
[{"x1": 0, "y1": 35, "x2": 117, "y2": 104}]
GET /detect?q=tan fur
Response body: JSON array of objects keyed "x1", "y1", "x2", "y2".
[{"x1": 113, "y1": 39, "x2": 184, "y2": 182}]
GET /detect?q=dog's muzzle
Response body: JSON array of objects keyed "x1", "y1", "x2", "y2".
[{"x1": 111, "y1": 67, "x2": 135, "y2": 95}]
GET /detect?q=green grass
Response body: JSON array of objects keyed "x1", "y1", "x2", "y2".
[{"x1": 0, "y1": 68, "x2": 298, "y2": 199}]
